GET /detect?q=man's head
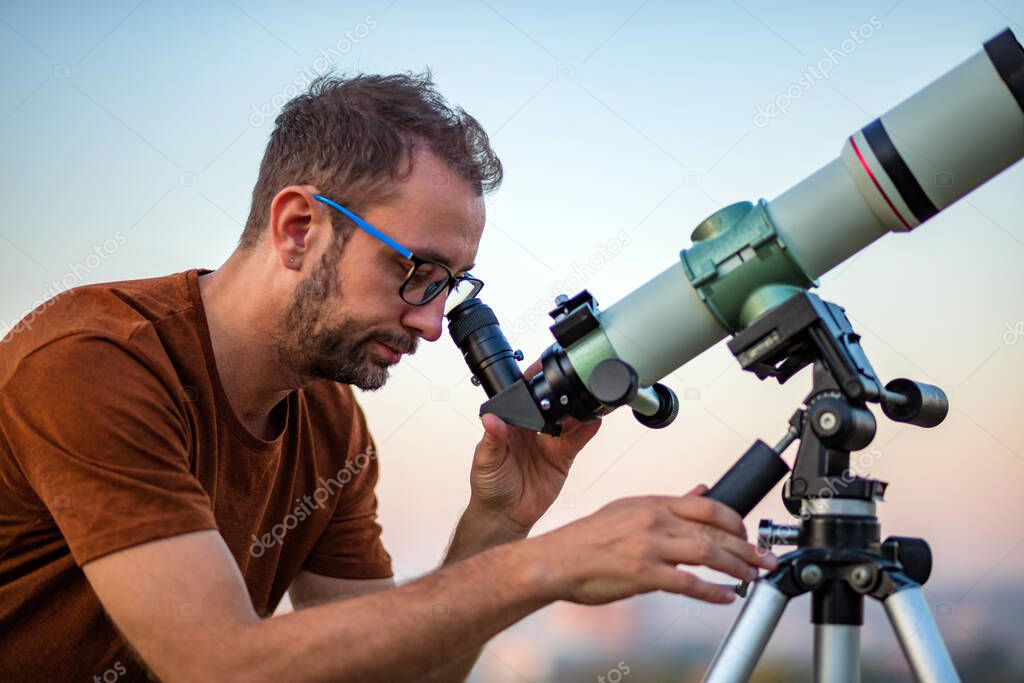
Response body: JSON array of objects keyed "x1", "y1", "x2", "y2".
[{"x1": 237, "y1": 72, "x2": 501, "y2": 391}]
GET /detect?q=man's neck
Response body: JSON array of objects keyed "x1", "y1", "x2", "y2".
[{"x1": 197, "y1": 255, "x2": 297, "y2": 438}]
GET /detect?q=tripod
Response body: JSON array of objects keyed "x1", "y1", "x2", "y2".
[{"x1": 698, "y1": 291, "x2": 960, "y2": 682}]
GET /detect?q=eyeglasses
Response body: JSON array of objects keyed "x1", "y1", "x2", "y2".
[{"x1": 312, "y1": 194, "x2": 483, "y2": 314}]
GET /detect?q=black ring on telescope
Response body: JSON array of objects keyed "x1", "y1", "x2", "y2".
[
  {"x1": 984, "y1": 29, "x2": 1024, "y2": 113},
  {"x1": 862, "y1": 118, "x2": 939, "y2": 224}
]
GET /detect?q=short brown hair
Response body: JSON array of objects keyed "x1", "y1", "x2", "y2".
[{"x1": 238, "y1": 71, "x2": 502, "y2": 250}]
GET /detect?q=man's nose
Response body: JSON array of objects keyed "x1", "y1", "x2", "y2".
[{"x1": 401, "y1": 294, "x2": 448, "y2": 343}]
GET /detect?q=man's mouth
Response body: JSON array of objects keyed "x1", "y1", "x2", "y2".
[{"x1": 372, "y1": 340, "x2": 403, "y2": 364}]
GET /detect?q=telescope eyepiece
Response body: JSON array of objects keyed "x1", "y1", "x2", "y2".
[{"x1": 446, "y1": 298, "x2": 523, "y2": 397}]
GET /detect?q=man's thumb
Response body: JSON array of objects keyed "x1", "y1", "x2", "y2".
[{"x1": 479, "y1": 413, "x2": 509, "y2": 449}]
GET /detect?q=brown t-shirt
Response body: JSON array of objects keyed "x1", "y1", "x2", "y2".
[{"x1": 0, "y1": 268, "x2": 393, "y2": 680}]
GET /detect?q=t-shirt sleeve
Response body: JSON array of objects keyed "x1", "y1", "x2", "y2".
[
  {"x1": 0, "y1": 332, "x2": 218, "y2": 566},
  {"x1": 301, "y1": 398, "x2": 393, "y2": 580}
]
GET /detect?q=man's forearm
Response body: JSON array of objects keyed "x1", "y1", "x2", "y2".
[
  {"x1": 420, "y1": 504, "x2": 532, "y2": 682},
  {"x1": 233, "y1": 538, "x2": 554, "y2": 682}
]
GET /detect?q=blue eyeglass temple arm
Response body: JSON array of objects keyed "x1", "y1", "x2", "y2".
[{"x1": 311, "y1": 194, "x2": 414, "y2": 260}]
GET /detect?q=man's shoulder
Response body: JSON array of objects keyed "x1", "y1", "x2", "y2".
[
  {"x1": 0, "y1": 270, "x2": 197, "y2": 384},
  {"x1": 58, "y1": 270, "x2": 194, "y2": 331}
]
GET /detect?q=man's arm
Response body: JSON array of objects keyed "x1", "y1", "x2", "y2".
[
  {"x1": 288, "y1": 571, "x2": 396, "y2": 609},
  {"x1": 84, "y1": 492, "x2": 775, "y2": 682},
  {"x1": 420, "y1": 501, "x2": 534, "y2": 681},
  {"x1": 86, "y1": 528, "x2": 548, "y2": 682},
  {"x1": 285, "y1": 502, "x2": 528, "y2": 682}
]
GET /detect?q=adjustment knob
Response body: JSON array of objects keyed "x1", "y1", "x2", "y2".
[
  {"x1": 883, "y1": 536, "x2": 933, "y2": 586},
  {"x1": 589, "y1": 359, "x2": 639, "y2": 407},
  {"x1": 632, "y1": 383, "x2": 680, "y2": 429},
  {"x1": 881, "y1": 379, "x2": 948, "y2": 428}
]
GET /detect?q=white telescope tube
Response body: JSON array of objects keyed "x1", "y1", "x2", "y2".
[{"x1": 602, "y1": 29, "x2": 1024, "y2": 387}]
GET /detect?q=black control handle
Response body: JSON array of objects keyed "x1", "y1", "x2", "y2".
[{"x1": 704, "y1": 440, "x2": 790, "y2": 517}]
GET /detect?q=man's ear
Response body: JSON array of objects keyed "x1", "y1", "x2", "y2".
[{"x1": 269, "y1": 185, "x2": 326, "y2": 269}]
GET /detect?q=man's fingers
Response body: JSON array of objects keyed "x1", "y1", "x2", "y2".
[
  {"x1": 560, "y1": 418, "x2": 601, "y2": 451},
  {"x1": 718, "y1": 531, "x2": 775, "y2": 569},
  {"x1": 663, "y1": 495, "x2": 747, "y2": 540},
  {"x1": 683, "y1": 483, "x2": 709, "y2": 497},
  {"x1": 535, "y1": 415, "x2": 602, "y2": 450},
  {"x1": 654, "y1": 536, "x2": 761, "y2": 582},
  {"x1": 538, "y1": 415, "x2": 582, "y2": 440},
  {"x1": 650, "y1": 566, "x2": 736, "y2": 604},
  {"x1": 670, "y1": 518, "x2": 775, "y2": 570}
]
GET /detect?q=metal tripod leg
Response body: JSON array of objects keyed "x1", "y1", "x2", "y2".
[
  {"x1": 884, "y1": 587, "x2": 961, "y2": 683},
  {"x1": 703, "y1": 582, "x2": 789, "y2": 682},
  {"x1": 814, "y1": 624, "x2": 860, "y2": 683}
]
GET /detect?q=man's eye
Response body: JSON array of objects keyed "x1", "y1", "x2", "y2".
[
  {"x1": 409, "y1": 267, "x2": 434, "y2": 284},
  {"x1": 423, "y1": 280, "x2": 446, "y2": 298}
]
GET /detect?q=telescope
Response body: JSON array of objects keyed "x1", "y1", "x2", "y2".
[
  {"x1": 448, "y1": 28, "x2": 1023, "y2": 438},
  {"x1": 448, "y1": 29, "x2": 1023, "y2": 683}
]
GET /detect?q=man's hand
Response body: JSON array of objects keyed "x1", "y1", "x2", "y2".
[
  {"x1": 470, "y1": 412, "x2": 600, "y2": 534},
  {"x1": 529, "y1": 485, "x2": 778, "y2": 605},
  {"x1": 465, "y1": 360, "x2": 601, "y2": 539}
]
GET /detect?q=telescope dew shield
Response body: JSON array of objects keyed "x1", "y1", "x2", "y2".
[
  {"x1": 601, "y1": 29, "x2": 1024, "y2": 389},
  {"x1": 771, "y1": 28, "x2": 1024, "y2": 278}
]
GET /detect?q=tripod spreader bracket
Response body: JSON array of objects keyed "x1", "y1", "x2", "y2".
[{"x1": 755, "y1": 533, "x2": 933, "y2": 600}]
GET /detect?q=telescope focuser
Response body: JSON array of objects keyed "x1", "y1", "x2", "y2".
[{"x1": 447, "y1": 292, "x2": 680, "y2": 436}]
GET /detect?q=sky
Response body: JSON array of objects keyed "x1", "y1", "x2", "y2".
[{"x1": 2, "y1": 0, "x2": 1023, "y2": 679}]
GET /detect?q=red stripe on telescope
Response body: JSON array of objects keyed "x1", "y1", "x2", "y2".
[{"x1": 849, "y1": 135, "x2": 912, "y2": 230}]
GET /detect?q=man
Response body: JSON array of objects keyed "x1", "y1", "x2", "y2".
[{"x1": 0, "y1": 72, "x2": 776, "y2": 681}]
